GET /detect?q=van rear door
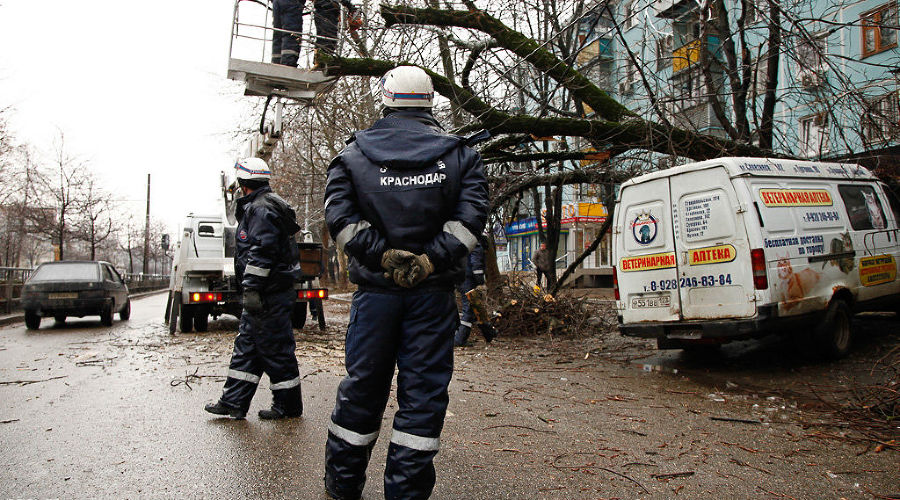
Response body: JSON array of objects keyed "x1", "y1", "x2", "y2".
[
  {"x1": 617, "y1": 177, "x2": 680, "y2": 324},
  {"x1": 669, "y1": 167, "x2": 756, "y2": 319}
]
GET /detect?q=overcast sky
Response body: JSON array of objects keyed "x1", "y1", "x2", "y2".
[{"x1": 0, "y1": 0, "x2": 256, "y2": 233}]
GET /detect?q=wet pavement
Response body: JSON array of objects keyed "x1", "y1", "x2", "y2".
[{"x1": 0, "y1": 292, "x2": 897, "y2": 499}]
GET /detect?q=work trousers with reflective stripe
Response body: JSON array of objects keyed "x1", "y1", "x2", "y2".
[
  {"x1": 272, "y1": 0, "x2": 305, "y2": 66},
  {"x1": 325, "y1": 290, "x2": 457, "y2": 500},
  {"x1": 454, "y1": 277, "x2": 477, "y2": 345},
  {"x1": 220, "y1": 289, "x2": 302, "y2": 414},
  {"x1": 313, "y1": 0, "x2": 339, "y2": 55}
]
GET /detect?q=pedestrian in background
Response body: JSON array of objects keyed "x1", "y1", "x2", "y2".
[{"x1": 533, "y1": 241, "x2": 554, "y2": 289}]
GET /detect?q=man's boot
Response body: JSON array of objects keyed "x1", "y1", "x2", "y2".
[
  {"x1": 454, "y1": 324, "x2": 472, "y2": 347},
  {"x1": 204, "y1": 401, "x2": 247, "y2": 419},
  {"x1": 258, "y1": 406, "x2": 303, "y2": 420},
  {"x1": 478, "y1": 323, "x2": 497, "y2": 343}
]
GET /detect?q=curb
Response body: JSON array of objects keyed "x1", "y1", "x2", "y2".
[{"x1": 0, "y1": 289, "x2": 168, "y2": 328}]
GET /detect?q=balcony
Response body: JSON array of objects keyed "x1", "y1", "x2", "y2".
[{"x1": 671, "y1": 36, "x2": 721, "y2": 73}]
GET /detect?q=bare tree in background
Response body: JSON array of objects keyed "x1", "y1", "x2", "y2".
[{"x1": 71, "y1": 174, "x2": 116, "y2": 260}]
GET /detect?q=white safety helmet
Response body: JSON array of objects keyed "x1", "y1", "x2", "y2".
[
  {"x1": 234, "y1": 157, "x2": 272, "y2": 183},
  {"x1": 380, "y1": 66, "x2": 434, "y2": 108}
]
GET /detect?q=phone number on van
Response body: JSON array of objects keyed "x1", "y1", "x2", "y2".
[{"x1": 642, "y1": 274, "x2": 733, "y2": 291}]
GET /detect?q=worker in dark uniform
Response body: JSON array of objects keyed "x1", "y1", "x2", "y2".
[
  {"x1": 272, "y1": 0, "x2": 359, "y2": 68},
  {"x1": 454, "y1": 235, "x2": 497, "y2": 347},
  {"x1": 205, "y1": 157, "x2": 304, "y2": 420},
  {"x1": 323, "y1": 66, "x2": 489, "y2": 500},
  {"x1": 272, "y1": 0, "x2": 304, "y2": 66}
]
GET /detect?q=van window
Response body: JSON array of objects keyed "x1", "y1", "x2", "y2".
[
  {"x1": 881, "y1": 185, "x2": 900, "y2": 226},
  {"x1": 838, "y1": 185, "x2": 887, "y2": 230}
]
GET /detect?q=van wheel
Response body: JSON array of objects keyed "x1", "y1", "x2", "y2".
[
  {"x1": 815, "y1": 299, "x2": 852, "y2": 359},
  {"x1": 25, "y1": 311, "x2": 41, "y2": 330}
]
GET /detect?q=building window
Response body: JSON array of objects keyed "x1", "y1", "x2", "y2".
[
  {"x1": 656, "y1": 34, "x2": 673, "y2": 70},
  {"x1": 862, "y1": 92, "x2": 900, "y2": 144},
  {"x1": 797, "y1": 33, "x2": 827, "y2": 72},
  {"x1": 622, "y1": 0, "x2": 636, "y2": 30},
  {"x1": 799, "y1": 113, "x2": 829, "y2": 157},
  {"x1": 744, "y1": 2, "x2": 763, "y2": 25},
  {"x1": 861, "y1": 3, "x2": 898, "y2": 57},
  {"x1": 672, "y1": 68, "x2": 705, "y2": 109}
]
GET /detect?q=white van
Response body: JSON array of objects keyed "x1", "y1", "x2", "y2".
[{"x1": 613, "y1": 157, "x2": 900, "y2": 358}]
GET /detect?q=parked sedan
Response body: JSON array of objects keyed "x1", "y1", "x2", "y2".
[{"x1": 21, "y1": 261, "x2": 131, "y2": 330}]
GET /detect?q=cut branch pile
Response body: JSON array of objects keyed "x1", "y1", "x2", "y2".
[
  {"x1": 810, "y1": 345, "x2": 900, "y2": 447},
  {"x1": 490, "y1": 281, "x2": 611, "y2": 337}
]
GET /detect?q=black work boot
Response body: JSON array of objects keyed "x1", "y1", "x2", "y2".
[
  {"x1": 478, "y1": 324, "x2": 498, "y2": 344},
  {"x1": 259, "y1": 406, "x2": 303, "y2": 420},
  {"x1": 204, "y1": 401, "x2": 247, "y2": 419}
]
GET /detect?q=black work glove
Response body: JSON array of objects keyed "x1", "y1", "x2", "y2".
[
  {"x1": 242, "y1": 289, "x2": 263, "y2": 314},
  {"x1": 473, "y1": 272, "x2": 486, "y2": 287}
]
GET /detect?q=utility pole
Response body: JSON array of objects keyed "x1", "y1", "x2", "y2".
[{"x1": 142, "y1": 174, "x2": 150, "y2": 275}]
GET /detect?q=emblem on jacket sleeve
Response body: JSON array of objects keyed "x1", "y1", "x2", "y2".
[
  {"x1": 239, "y1": 229, "x2": 248, "y2": 241},
  {"x1": 631, "y1": 211, "x2": 658, "y2": 245}
]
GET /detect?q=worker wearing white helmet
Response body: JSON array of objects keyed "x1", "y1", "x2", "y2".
[
  {"x1": 323, "y1": 66, "x2": 489, "y2": 499},
  {"x1": 205, "y1": 157, "x2": 305, "y2": 421}
]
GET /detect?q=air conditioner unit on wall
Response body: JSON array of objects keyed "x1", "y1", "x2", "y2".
[{"x1": 799, "y1": 70, "x2": 825, "y2": 89}]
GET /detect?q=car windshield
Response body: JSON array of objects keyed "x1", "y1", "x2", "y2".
[{"x1": 29, "y1": 263, "x2": 100, "y2": 282}]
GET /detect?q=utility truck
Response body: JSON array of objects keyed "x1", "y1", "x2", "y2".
[{"x1": 164, "y1": 177, "x2": 328, "y2": 334}]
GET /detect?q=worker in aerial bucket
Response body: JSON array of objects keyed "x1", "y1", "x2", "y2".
[
  {"x1": 271, "y1": 0, "x2": 361, "y2": 68},
  {"x1": 322, "y1": 66, "x2": 489, "y2": 499},
  {"x1": 205, "y1": 158, "x2": 304, "y2": 420}
]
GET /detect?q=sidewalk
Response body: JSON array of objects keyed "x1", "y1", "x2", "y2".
[{"x1": 0, "y1": 289, "x2": 168, "y2": 327}]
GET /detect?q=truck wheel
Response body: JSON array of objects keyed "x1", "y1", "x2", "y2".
[
  {"x1": 292, "y1": 303, "x2": 307, "y2": 329},
  {"x1": 315, "y1": 299, "x2": 326, "y2": 331},
  {"x1": 100, "y1": 304, "x2": 114, "y2": 327},
  {"x1": 119, "y1": 299, "x2": 131, "y2": 321},
  {"x1": 179, "y1": 304, "x2": 194, "y2": 333},
  {"x1": 168, "y1": 292, "x2": 180, "y2": 335},
  {"x1": 24, "y1": 310, "x2": 41, "y2": 330},
  {"x1": 164, "y1": 291, "x2": 172, "y2": 323},
  {"x1": 815, "y1": 299, "x2": 852, "y2": 359},
  {"x1": 194, "y1": 311, "x2": 208, "y2": 332},
  {"x1": 54, "y1": 315, "x2": 66, "y2": 324}
]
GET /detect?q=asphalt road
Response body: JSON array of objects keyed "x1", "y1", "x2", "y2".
[{"x1": 0, "y1": 293, "x2": 897, "y2": 499}]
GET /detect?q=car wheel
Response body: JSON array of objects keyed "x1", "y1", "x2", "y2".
[
  {"x1": 815, "y1": 299, "x2": 852, "y2": 359},
  {"x1": 179, "y1": 304, "x2": 194, "y2": 333},
  {"x1": 119, "y1": 299, "x2": 131, "y2": 321},
  {"x1": 24, "y1": 310, "x2": 41, "y2": 330},
  {"x1": 100, "y1": 303, "x2": 114, "y2": 327},
  {"x1": 194, "y1": 311, "x2": 208, "y2": 332},
  {"x1": 292, "y1": 302, "x2": 307, "y2": 329},
  {"x1": 54, "y1": 315, "x2": 66, "y2": 324}
]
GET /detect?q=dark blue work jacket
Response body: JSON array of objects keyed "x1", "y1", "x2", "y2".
[
  {"x1": 235, "y1": 186, "x2": 302, "y2": 294},
  {"x1": 324, "y1": 110, "x2": 489, "y2": 292}
]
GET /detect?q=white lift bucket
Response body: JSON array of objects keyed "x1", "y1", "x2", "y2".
[{"x1": 227, "y1": 0, "x2": 337, "y2": 101}]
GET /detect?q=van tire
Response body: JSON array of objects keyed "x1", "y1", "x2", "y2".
[
  {"x1": 194, "y1": 311, "x2": 208, "y2": 332},
  {"x1": 815, "y1": 299, "x2": 852, "y2": 359},
  {"x1": 179, "y1": 304, "x2": 194, "y2": 333}
]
